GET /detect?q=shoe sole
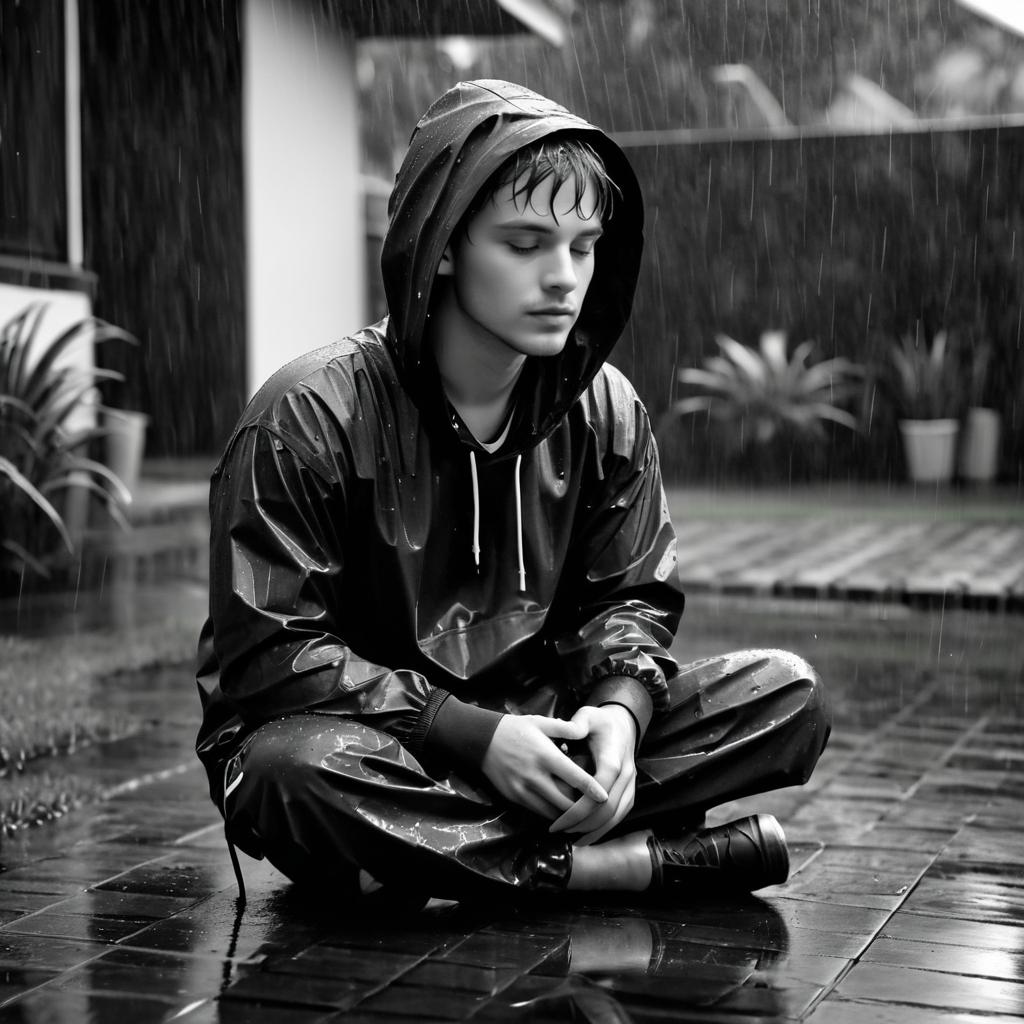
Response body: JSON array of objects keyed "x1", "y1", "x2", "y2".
[{"x1": 751, "y1": 813, "x2": 790, "y2": 887}]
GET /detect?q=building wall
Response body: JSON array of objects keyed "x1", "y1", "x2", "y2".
[{"x1": 244, "y1": 0, "x2": 366, "y2": 398}]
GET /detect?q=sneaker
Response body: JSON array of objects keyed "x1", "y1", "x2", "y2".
[{"x1": 647, "y1": 813, "x2": 790, "y2": 893}]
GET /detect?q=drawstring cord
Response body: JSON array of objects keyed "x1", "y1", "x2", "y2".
[
  {"x1": 514, "y1": 453, "x2": 525, "y2": 591},
  {"x1": 223, "y1": 762, "x2": 247, "y2": 907},
  {"x1": 466, "y1": 450, "x2": 527, "y2": 592},
  {"x1": 469, "y1": 450, "x2": 481, "y2": 570}
]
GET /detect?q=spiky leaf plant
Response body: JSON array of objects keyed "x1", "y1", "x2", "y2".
[
  {"x1": 673, "y1": 330, "x2": 863, "y2": 452},
  {"x1": 0, "y1": 304, "x2": 136, "y2": 587},
  {"x1": 889, "y1": 327, "x2": 962, "y2": 421}
]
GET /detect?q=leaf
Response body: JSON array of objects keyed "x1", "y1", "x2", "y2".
[
  {"x1": 0, "y1": 304, "x2": 46, "y2": 395},
  {"x1": 0, "y1": 457, "x2": 73, "y2": 554},
  {"x1": 23, "y1": 318, "x2": 135, "y2": 408},
  {"x1": 41, "y1": 475, "x2": 131, "y2": 529},
  {"x1": 678, "y1": 367, "x2": 742, "y2": 394},
  {"x1": 758, "y1": 330, "x2": 789, "y2": 377},
  {"x1": 672, "y1": 396, "x2": 715, "y2": 416},
  {"x1": 0, "y1": 538, "x2": 50, "y2": 578},
  {"x1": 60, "y1": 456, "x2": 132, "y2": 507},
  {"x1": 716, "y1": 334, "x2": 768, "y2": 385}
]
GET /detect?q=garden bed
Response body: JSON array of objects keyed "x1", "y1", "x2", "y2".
[{"x1": 0, "y1": 614, "x2": 199, "y2": 837}]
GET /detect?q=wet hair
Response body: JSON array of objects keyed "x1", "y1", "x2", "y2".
[{"x1": 458, "y1": 134, "x2": 620, "y2": 233}]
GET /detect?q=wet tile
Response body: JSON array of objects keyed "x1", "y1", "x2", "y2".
[
  {"x1": 355, "y1": 981, "x2": 486, "y2": 1019},
  {"x1": 762, "y1": 897, "x2": 892, "y2": 938},
  {"x1": 847, "y1": 825, "x2": 958, "y2": 853},
  {"x1": 120, "y1": 886, "x2": 339, "y2": 963},
  {"x1": 48, "y1": 888, "x2": 197, "y2": 920},
  {"x1": 261, "y1": 945, "x2": 419, "y2": 984},
  {"x1": 862, "y1": 935, "x2": 1024, "y2": 981},
  {"x1": 780, "y1": 876, "x2": 916, "y2": 911},
  {"x1": 2, "y1": 911, "x2": 149, "y2": 943},
  {"x1": 218, "y1": 969, "x2": 364, "y2": 1010},
  {"x1": 0, "y1": 933, "x2": 104, "y2": 971},
  {"x1": 0, "y1": 966, "x2": 57, "y2": 1004},
  {"x1": 0, "y1": 876, "x2": 90, "y2": 899},
  {"x1": 806, "y1": 996, "x2": 1024, "y2": 1023},
  {"x1": 94, "y1": 861, "x2": 231, "y2": 899},
  {"x1": 938, "y1": 825, "x2": 1024, "y2": 868},
  {"x1": 900, "y1": 870, "x2": 1024, "y2": 927},
  {"x1": 835, "y1": 962, "x2": 1024, "y2": 1016},
  {"x1": 881, "y1": 911, "x2": 1024, "y2": 953},
  {"x1": 169, "y1": 998, "x2": 335, "y2": 1023},
  {"x1": 787, "y1": 796, "x2": 894, "y2": 842},
  {"x1": 440, "y1": 929, "x2": 562, "y2": 971},
  {"x1": 0, "y1": 891, "x2": 70, "y2": 916},
  {"x1": 401, "y1": 959, "x2": 521, "y2": 995},
  {"x1": 0, "y1": 988, "x2": 179, "y2": 1022}
]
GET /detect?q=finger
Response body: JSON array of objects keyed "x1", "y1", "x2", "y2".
[
  {"x1": 511, "y1": 788, "x2": 564, "y2": 821},
  {"x1": 550, "y1": 752, "x2": 630, "y2": 834},
  {"x1": 548, "y1": 793, "x2": 599, "y2": 834},
  {"x1": 530, "y1": 777, "x2": 577, "y2": 816},
  {"x1": 576, "y1": 777, "x2": 635, "y2": 847},
  {"x1": 572, "y1": 766, "x2": 634, "y2": 841},
  {"x1": 546, "y1": 750, "x2": 608, "y2": 804},
  {"x1": 535, "y1": 717, "x2": 589, "y2": 742}
]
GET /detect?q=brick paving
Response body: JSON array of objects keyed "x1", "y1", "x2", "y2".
[{"x1": 0, "y1": 481, "x2": 1022, "y2": 1022}]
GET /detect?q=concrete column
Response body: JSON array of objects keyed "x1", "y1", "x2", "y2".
[{"x1": 243, "y1": 0, "x2": 367, "y2": 398}]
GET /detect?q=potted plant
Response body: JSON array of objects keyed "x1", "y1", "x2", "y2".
[
  {"x1": 958, "y1": 339, "x2": 1000, "y2": 484},
  {"x1": 670, "y1": 330, "x2": 863, "y2": 480},
  {"x1": 0, "y1": 304, "x2": 136, "y2": 593},
  {"x1": 888, "y1": 327, "x2": 962, "y2": 484}
]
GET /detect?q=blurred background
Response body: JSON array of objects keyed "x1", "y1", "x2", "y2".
[{"x1": 1, "y1": 0, "x2": 1022, "y2": 520}]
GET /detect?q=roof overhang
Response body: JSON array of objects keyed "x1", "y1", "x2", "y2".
[
  {"x1": 334, "y1": 0, "x2": 571, "y2": 46},
  {"x1": 955, "y1": 0, "x2": 1024, "y2": 37}
]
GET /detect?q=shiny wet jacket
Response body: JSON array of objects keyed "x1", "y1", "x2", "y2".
[{"x1": 195, "y1": 80, "x2": 685, "y2": 805}]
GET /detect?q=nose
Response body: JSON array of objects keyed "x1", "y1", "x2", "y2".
[{"x1": 541, "y1": 245, "x2": 578, "y2": 294}]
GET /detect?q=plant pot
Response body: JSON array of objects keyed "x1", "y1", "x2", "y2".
[
  {"x1": 959, "y1": 407, "x2": 1000, "y2": 483},
  {"x1": 103, "y1": 409, "x2": 149, "y2": 503},
  {"x1": 898, "y1": 418, "x2": 959, "y2": 484}
]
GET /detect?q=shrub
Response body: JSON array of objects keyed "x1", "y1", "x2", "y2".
[{"x1": 0, "y1": 304, "x2": 135, "y2": 588}]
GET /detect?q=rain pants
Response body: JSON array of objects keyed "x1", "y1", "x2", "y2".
[{"x1": 195, "y1": 80, "x2": 831, "y2": 901}]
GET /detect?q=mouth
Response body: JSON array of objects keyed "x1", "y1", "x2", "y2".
[{"x1": 528, "y1": 307, "x2": 575, "y2": 318}]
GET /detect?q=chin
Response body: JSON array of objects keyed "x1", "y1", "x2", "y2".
[{"x1": 509, "y1": 333, "x2": 571, "y2": 358}]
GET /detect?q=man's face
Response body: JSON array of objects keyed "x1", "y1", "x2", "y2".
[{"x1": 438, "y1": 172, "x2": 603, "y2": 359}]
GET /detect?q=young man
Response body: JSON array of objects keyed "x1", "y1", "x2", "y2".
[{"x1": 196, "y1": 80, "x2": 830, "y2": 903}]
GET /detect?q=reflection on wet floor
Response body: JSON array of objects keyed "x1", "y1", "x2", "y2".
[{"x1": 0, "y1": 594, "x2": 1022, "y2": 1021}]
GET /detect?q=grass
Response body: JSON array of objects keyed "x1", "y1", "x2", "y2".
[{"x1": 0, "y1": 614, "x2": 199, "y2": 837}]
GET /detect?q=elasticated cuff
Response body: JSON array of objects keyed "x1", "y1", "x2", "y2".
[
  {"x1": 584, "y1": 674, "x2": 654, "y2": 746},
  {"x1": 421, "y1": 694, "x2": 504, "y2": 775}
]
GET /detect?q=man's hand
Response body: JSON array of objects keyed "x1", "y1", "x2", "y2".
[
  {"x1": 548, "y1": 704, "x2": 637, "y2": 846},
  {"x1": 482, "y1": 714, "x2": 609, "y2": 820}
]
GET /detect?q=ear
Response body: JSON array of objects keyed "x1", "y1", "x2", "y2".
[{"x1": 436, "y1": 243, "x2": 455, "y2": 277}]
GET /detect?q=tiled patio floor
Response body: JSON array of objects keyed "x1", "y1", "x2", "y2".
[
  {"x1": 1, "y1": 581, "x2": 1022, "y2": 1022},
  {"x1": 668, "y1": 485, "x2": 1024, "y2": 609}
]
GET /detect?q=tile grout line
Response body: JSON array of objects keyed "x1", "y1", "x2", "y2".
[{"x1": 797, "y1": 713, "x2": 998, "y2": 1021}]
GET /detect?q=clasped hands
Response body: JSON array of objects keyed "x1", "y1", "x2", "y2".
[{"x1": 480, "y1": 705, "x2": 637, "y2": 846}]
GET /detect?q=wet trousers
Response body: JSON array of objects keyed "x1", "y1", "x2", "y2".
[{"x1": 222, "y1": 649, "x2": 831, "y2": 901}]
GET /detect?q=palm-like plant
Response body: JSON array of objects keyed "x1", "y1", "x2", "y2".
[
  {"x1": 672, "y1": 330, "x2": 863, "y2": 450},
  {"x1": 0, "y1": 304, "x2": 136, "y2": 584}
]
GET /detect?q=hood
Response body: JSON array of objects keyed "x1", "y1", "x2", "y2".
[{"x1": 381, "y1": 79, "x2": 644, "y2": 452}]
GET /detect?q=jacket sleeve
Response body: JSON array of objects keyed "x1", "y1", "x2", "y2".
[
  {"x1": 207, "y1": 424, "x2": 500, "y2": 768},
  {"x1": 554, "y1": 378, "x2": 685, "y2": 733}
]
